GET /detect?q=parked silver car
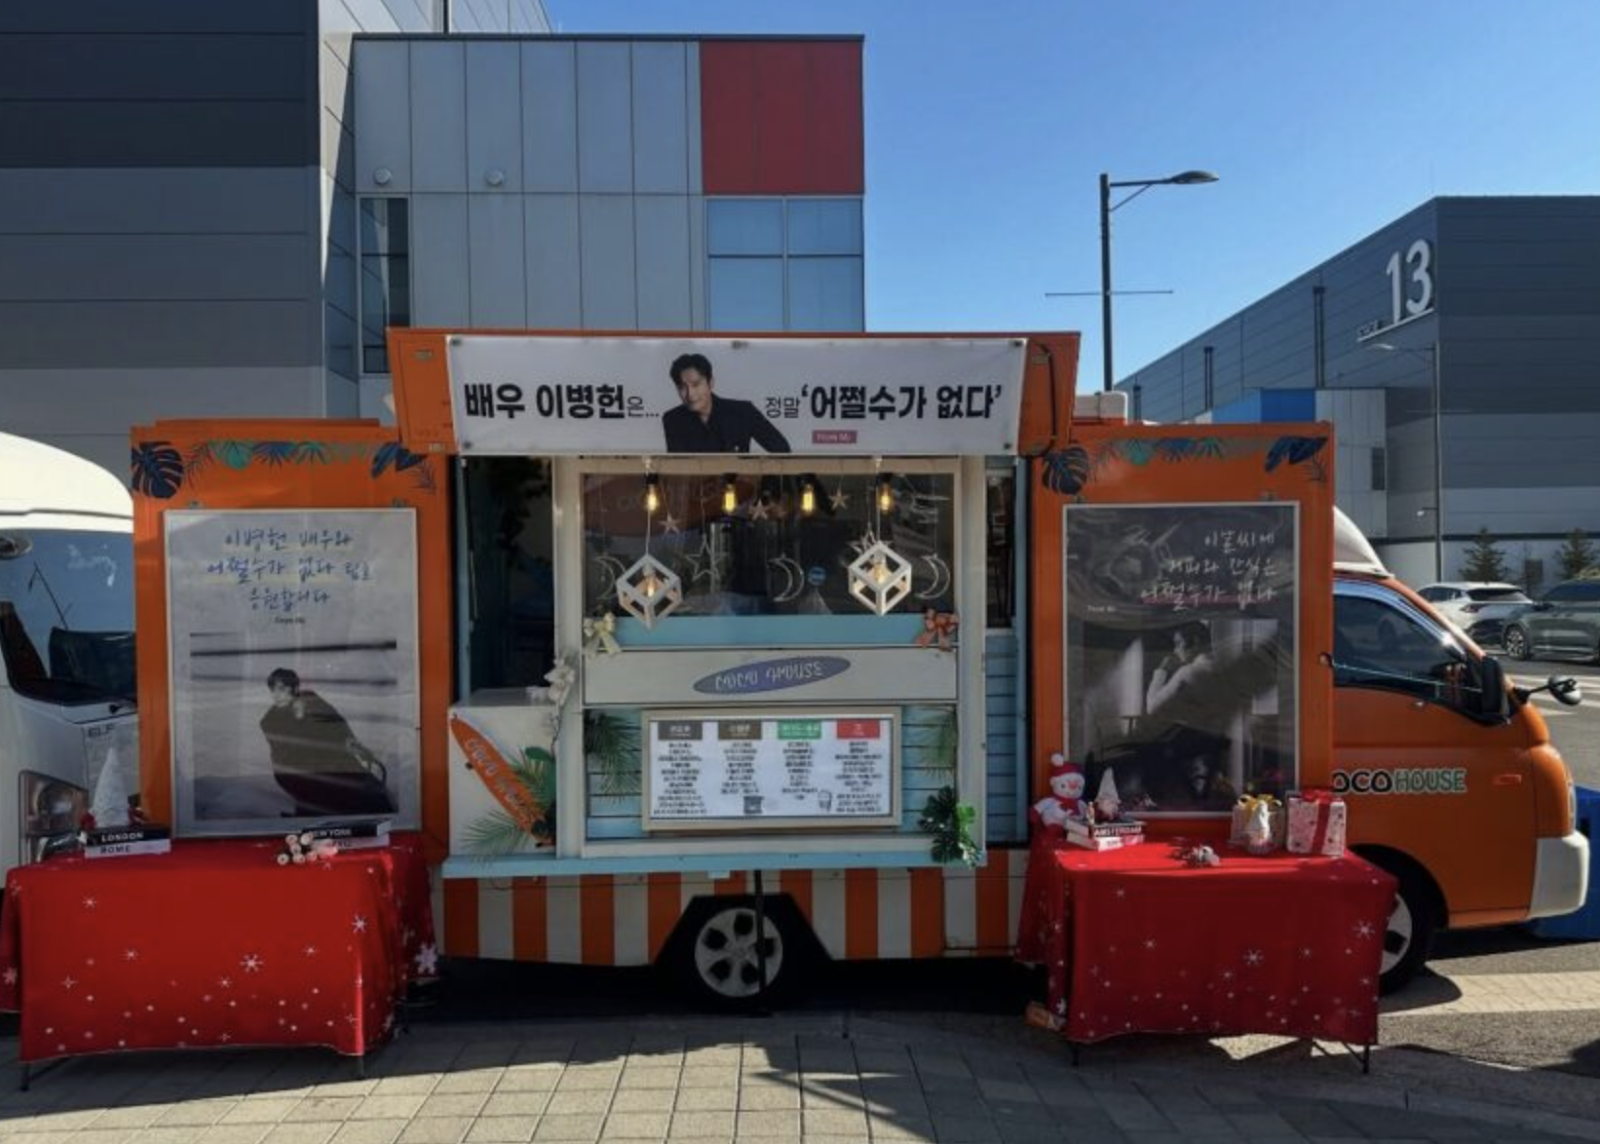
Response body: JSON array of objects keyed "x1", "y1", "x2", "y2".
[{"x1": 1502, "y1": 579, "x2": 1600, "y2": 663}]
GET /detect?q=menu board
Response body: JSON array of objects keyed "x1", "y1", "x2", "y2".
[{"x1": 644, "y1": 711, "x2": 897, "y2": 830}]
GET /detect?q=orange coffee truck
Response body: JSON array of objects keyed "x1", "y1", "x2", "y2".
[{"x1": 127, "y1": 331, "x2": 1583, "y2": 1001}]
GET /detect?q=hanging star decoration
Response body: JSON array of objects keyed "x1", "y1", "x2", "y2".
[
  {"x1": 748, "y1": 497, "x2": 771, "y2": 522},
  {"x1": 685, "y1": 537, "x2": 719, "y2": 587},
  {"x1": 661, "y1": 512, "x2": 681, "y2": 536},
  {"x1": 829, "y1": 485, "x2": 850, "y2": 511}
]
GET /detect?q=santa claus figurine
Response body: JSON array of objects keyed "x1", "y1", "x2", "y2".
[{"x1": 1031, "y1": 753, "x2": 1088, "y2": 831}]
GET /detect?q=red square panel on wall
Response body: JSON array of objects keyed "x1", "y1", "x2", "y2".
[{"x1": 701, "y1": 40, "x2": 864, "y2": 195}]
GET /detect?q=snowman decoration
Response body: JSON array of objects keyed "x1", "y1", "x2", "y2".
[{"x1": 1031, "y1": 754, "x2": 1088, "y2": 831}]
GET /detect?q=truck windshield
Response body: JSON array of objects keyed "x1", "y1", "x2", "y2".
[{"x1": 0, "y1": 529, "x2": 135, "y2": 706}]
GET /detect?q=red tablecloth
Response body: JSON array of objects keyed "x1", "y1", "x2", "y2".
[
  {"x1": 1017, "y1": 838, "x2": 1396, "y2": 1046},
  {"x1": 0, "y1": 834, "x2": 435, "y2": 1064}
]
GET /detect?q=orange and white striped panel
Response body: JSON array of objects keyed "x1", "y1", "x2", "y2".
[{"x1": 438, "y1": 848, "x2": 1030, "y2": 966}]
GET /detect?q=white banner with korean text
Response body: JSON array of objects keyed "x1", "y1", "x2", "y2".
[{"x1": 444, "y1": 335, "x2": 1028, "y2": 456}]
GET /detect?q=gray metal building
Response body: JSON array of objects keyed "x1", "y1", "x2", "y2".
[
  {"x1": 1116, "y1": 196, "x2": 1600, "y2": 589},
  {"x1": 0, "y1": 3, "x2": 866, "y2": 477}
]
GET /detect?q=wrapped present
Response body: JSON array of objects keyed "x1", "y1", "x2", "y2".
[
  {"x1": 1287, "y1": 789, "x2": 1347, "y2": 857},
  {"x1": 1229, "y1": 794, "x2": 1285, "y2": 851}
]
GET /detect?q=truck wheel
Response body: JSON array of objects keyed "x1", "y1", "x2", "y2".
[
  {"x1": 1368, "y1": 860, "x2": 1438, "y2": 994},
  {"x1": 668, "y1": 897, "x2": 807, "y2": 1010}
]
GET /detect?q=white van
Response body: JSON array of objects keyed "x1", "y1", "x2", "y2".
[{"x1": 0, "y1": 433, "x2": 139, "y2": 879}]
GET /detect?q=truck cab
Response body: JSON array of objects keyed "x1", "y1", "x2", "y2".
[
  {"x1": 0, "y1": 433, "x2": 139, "y2": 880},
  {"x1": 1330, "y1": 511, "x2": 1588, "y2": 986}
]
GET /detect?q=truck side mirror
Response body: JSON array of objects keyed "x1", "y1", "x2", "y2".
[{"x1": 1476, "y1": 655, "x2": 1511, "y2": 721}]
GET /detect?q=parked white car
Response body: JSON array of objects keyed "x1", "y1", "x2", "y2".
[{"x1": 1416, "y1": 581, "x2": 1531, "y2": 645}]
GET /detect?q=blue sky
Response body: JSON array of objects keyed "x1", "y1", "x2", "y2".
[{"x1": 547, "y1": 1, "x2": 1600, "y2": 390}]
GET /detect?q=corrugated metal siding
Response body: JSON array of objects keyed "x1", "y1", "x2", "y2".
[{"x1": 984, "y1": 632, "x2": 1022, "y2": 843}]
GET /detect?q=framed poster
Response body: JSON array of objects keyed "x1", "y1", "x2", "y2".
[
  {"x1": 642, "y1": 710, "x2": 898, "y2": 831},
  {"x1": 1063, "y1": 503, "x2": 1297, "y2": 815},
  {"x1": 165, "y1": 509, "x2": 420, "y2": 836}
]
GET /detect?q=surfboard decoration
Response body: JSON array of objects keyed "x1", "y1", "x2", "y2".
[{"x1": 449, "y1": 714, "x2": 547, "y2": 834}]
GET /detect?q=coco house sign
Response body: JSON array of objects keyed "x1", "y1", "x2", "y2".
[
  {"x1": 692, "y1": 656, "x2": 852, "y2": 697},
  {"x1": 445, "y1": 335, "x2": 1027, "y2": 456}
]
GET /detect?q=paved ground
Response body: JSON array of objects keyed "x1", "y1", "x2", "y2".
[
  {"x1": 2, "y1": 1010, "x2": 1599, "y2": 1144},
  {"x1": 1508, "y1": 657, "x2": 1600, "y2": 789}
]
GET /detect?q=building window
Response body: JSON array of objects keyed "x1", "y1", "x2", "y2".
[
  {"x1": 359, "y1": 198, "x2": 411, "y2": 375},
  {"x1": 1202, "y1": 345, "x2": 1215, "y2": 410},
  {"x1": 1370, "y1": 447, "x2": 1387, "y2": 491},
  {"x1": 707, "y1": 198, "x2": 863, "y2": 332},
  {"x1": 1132, "y1": 384, "x2": 1143, "y2": 420}
]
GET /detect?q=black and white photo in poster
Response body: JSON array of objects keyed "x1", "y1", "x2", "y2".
[
  {"x1": 165, "y1": 509, "x2": 419, "y2": 835},
  {"x1": 1063, "y1": 504, "x2": 1297, "y2": 814}
]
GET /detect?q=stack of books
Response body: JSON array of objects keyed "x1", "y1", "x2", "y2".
[
  {"x1": 1063, "y1": 817, "x2": 1144, "y2": 851},
  {"x1": 83, "y1": 824, "x2": 171, "y2": 858}
]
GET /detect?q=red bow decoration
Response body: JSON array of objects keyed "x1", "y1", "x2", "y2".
[{"x1": 914, "y1": 608, "x2": 960, "y2": 652}]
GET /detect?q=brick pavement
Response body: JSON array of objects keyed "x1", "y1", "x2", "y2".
[{"x1": 0, "y1": 1013, "x2": 1595, "y2": 1144}]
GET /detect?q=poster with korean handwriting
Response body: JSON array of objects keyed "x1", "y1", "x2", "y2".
[
  {"x1": 165, "y1": 510, "x2": 419, "y2": 836},
  {"x1": 445, "y1": 335, "x2": 1025, "y2": 456},
  {"x1": 1063, "y1": 503, "x2": 1297, "y2": 816},
  {"x1": 644, "y1": 712, "x2": 897, "y2": 830}
]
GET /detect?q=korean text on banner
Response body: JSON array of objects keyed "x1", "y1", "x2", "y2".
[{"x1": 444, "y1": 336, "x2": 1027, "y2": 456}]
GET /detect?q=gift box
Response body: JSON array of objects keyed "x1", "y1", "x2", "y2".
[
  {"x1": 1287, "y1": 790, "x2": 1347, "y2": 857},
  {"x1": 1229, "y1": 795, "x2": 1286, "y2": 854}
]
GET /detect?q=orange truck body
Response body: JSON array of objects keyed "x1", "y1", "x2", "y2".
[{"x1": 127, "y1": 330, "x2": 1583, "y2": 976}]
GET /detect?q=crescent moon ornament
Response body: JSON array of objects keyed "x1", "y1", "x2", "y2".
[
  {"x1": 772, "y1": 556, "x2": 805, "y2": 604},
  {"x1": 916, "y1": 554, "x2": 952, "y2": 600},
  {"x1": 594, "y1": 554, "x2": 629, "y2": 601}
]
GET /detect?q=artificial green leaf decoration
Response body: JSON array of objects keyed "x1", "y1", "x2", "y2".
[
  {"x1": 586, "y1": 710, "x2": 641, "y2": 796},
  {"x1": 919, "y1": 785, "x2": 980, "y2": 868},
  {"x1": 462, "y1": 743, "x2": 557, "y2": 855}
]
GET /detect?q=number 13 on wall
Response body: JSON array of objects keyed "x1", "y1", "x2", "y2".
[{"x1": 1386, "y1": 239, "x2": 1435, "y2": 324}]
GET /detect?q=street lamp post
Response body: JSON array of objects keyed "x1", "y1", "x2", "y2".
[
  {"x1": 1371, "y1": 341, "x2": 1444, "y2": 580},
  {"x1": 1100, "y1": 169, "x2": 1218, "y2": 393}
]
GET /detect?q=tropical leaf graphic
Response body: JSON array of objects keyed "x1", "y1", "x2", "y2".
[
  {"x1": 130, "y1": 442, "x2": 185, "y2": 499},
  {"x1": 1121, "y1": 439, "x2": 1156, "y2": 466},
  {"x1": 217, "y1": 440, "x2": 254, "y2": 470},
  {"x1": 251, "y1": 441, "x2": 297, "y2": 466},
  {"x1": 1265, "y1": 435, "x2": 1328, "y2": 472},
  {"x1": 293, "y1": 441, "x2": 331, "y2": 464},
  {"x1": 1040, "y1": 445, "x2": 1091, "y2": 495},
  {"x1": 1154, "y1": 437, "x2": 1196, "y2": 462},
  {"x1": 185, "y1": 441, "x2": 218, "y2": 477},
  {"x1": 1196, "y1": 436, "x2": 1227, "y2": 459},
  {"x1": 371, "y1": 441, "x2": 402, "y2": 477}
]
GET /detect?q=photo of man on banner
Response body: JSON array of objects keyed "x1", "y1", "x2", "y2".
[{"x1": 662, "y1": 353, "x2": 792, "y2": 455}]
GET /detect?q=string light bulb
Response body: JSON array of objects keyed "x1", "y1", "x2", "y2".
[
  {"x1": 722, "y1": 473, "x2": 738, "y2": 515},
  {"x1": 644, "y1": 471, "x2": 661, "y2": 515},
  {"x1": 800, "y1": 477, "x2": 816, "y2": 515},
  {"x1": 641, "y1": 570, "x2": 660, "y2": 599},
  {"x1": 877, "y1": 472, "x2": 895, "y2": 514},
  {"x1": 871, "y1": 554, "x2": 890, "y2": 585}
]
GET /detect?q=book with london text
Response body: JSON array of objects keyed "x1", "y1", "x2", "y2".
[{"x1": 84, "y1": 824, "x2": 171, "y2": 858}]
